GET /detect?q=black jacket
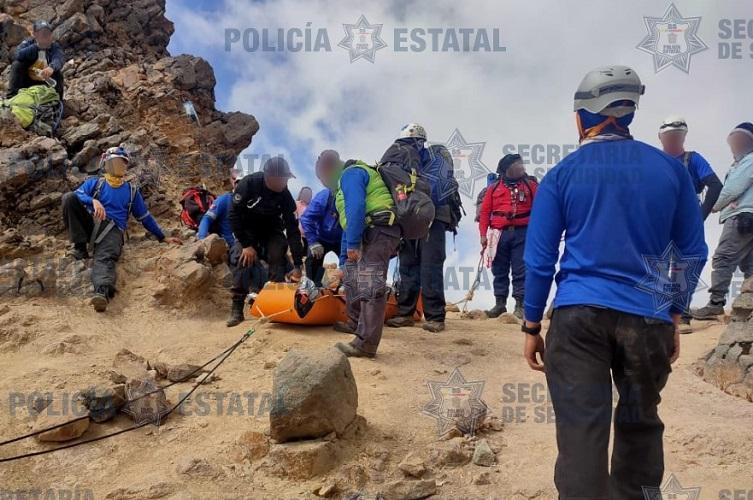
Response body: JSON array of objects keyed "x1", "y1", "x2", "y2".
[
  {"x1": 15, "y1": 38, "x2": 65, "y2": 72},
  {"x1": 229, "y1": 172, "x2": 304, "y2": 266}
]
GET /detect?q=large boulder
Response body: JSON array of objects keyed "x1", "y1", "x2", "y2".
[{"x1": 270, "y1": 348, "x2": 358, "y2": 442}]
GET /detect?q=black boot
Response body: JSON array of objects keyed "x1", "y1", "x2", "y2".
[
  {"x1": 226, "y1": 298, "x2": 245, "y2": 327},
  {"x1": 91, "y1": 286, "x2": 108, "y2": 312},
  {"x1": 486, "y1": 298, "x2": 506, "y2": 318},
  {"x1": 513, "y1": 299, "x2": 524, "y2": 320}
]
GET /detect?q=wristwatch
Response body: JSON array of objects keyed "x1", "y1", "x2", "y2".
[{"x1": 521, "y1": 322, "x2": 542, "y2": 336}]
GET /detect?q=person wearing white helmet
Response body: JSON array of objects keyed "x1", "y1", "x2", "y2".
[
  {"x1": 522, "y1": 65, "x2": 707, "y2": 498},
  {"x1": 61, "y1": 146, "x2": 181, "y2": 312},
  {"x1": 658, "y1": 115, "x2": 722, "y2": 221}
]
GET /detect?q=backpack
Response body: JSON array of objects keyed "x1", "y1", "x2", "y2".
[
  {"x1": 93, "y1": 177, "x2": 139, "y2": 215},
  {"x1": 180, "y1": 187, "x2": 216, "y2": 230},
  {"x1": 0, "y1": 84, "x2": 62, "y2": 137},
  {"x1": 377, "y1": 142, "x2": 436, "y2": 240},
  {"x1": 89, "y1": 177, "x2": 139, "y2": 247}
]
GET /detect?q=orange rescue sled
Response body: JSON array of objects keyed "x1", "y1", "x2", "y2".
[{"x1": 248, "y1": 283, "x2": 422, "y2": 326}]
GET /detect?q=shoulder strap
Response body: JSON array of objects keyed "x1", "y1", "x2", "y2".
[
  {"x1": 682, "y1": 151, "x2": 693, "y2": 168},
  {"x1": 127, "y1": 182, "x2": 138, "y2": 215},
  {"x1": 93, "y1": 177, "x2": 106, "y2": 200}
]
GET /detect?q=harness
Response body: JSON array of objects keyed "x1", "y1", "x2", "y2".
[
  {"x1": 486, "y1": 177, "x2": 534, "y2": 227},
  {"x1": 89, "y1": 177, "x2": 138, "y2": 249}
]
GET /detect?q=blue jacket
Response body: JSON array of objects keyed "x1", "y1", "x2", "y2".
[
  {"x1": 713, "y1": 152, "x2": 753, "y2": 223},
  {"x1": 15, "y1": 39, "x2": 65, "y2": 72},
  {"x1": 198, "y1": 192, "x2": 235, "y2": 246},
  {"x1": 338, "y1": 167, "x2": 371, "y2": 265},
  {"x1": 524, "y1": 140, "x2": 708, "y2": 323},
  {"x1": 419, "y1": 148, "x2": 451, "y2": 206},
  {"x1": 75, "y1": 178, "x2": 165, "y2": 240},
  {"x1": 300, "y1": 188, "x2": 342, "y2": 246}
]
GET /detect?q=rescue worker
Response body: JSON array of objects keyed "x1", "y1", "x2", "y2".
[
  {"x1": 478, "y1": 154, "x2": 537, "y2": 319},
  {"x1": 8, "y1": 20, "x2": 65, "y2": 99},
  {"x1": 387, "y1": 138, "x2": 455, "y2": 333},
  {"x1": 61, "y1": 147, "x2": 181, "y2": 312},
  {"x1": 332, "y1": 159, "x2": 401, "y2": 358},
  {"x1": 301, "y1": 150, "x2": 344, "y2": 287},
  {"x1": 693, "y1": 122, "x2": 753, "y2": 319},
  {"x1": 523, "y1": 65, "x2": 707, "y2": 499},
  {"x1": 227, "y1": 157, "x2": 304, "y2": 327},
  {"x1": 198, "y1": 169, "x2": 268, "y2": 300}
]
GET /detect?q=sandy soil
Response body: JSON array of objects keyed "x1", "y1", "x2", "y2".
[{"x1": 0, "y1": 287, "x2": 751, "y2": 499}]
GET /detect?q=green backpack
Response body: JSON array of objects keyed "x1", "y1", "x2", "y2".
[{"x1": 1, "y1": 84, "x2": 61, "y2": 136}]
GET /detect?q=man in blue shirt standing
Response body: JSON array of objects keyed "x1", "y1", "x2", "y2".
[
  {"x1": 522, "y1": 66, "x2": 707, "y2": 499},
  {"x1": 300, "y1": 150, "x2": 344, "y2": 287},
  {"x1": 62, "y1": 147, "x2": 180, "y2": 312}
]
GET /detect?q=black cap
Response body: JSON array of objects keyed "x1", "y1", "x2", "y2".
[
  {"x1": 263, "y1": 157, "x2": 295, "y2": 178},
  {"x1": 33, "y1": 20, "x2": 53, "y2": 32},
  {"x1": 497, "y1": 154, "x2": 522, "y2": 175}
]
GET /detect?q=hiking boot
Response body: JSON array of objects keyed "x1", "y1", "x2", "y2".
[
  {"x1": 422, "y1": 321, "x2": 445, "y2": 333},
  {"x1": 226, "y1": 299, "x2": 245, "y2": 327},
  {"x1": 678, "y1": 322, "x2": 693, "y2": 335},
  {"x1": 691, "y1": 302, "x2": 725, "y2": 320},
  {"x1": 335, "y1": 341, "x2": 375, "y2": 358},
  {"x1": 386, "y1": 316, "x2": 415, "y2": 328},
  {"x1": 513, "y1": 299, "x2": 524, "y2": 320},
  {"x1": 71, "y1": 243, "x2": 89, "y2": 261},
  {"x1": 333, "y1": 321, "x2": 356, "y2": 334},
  {"x1": 91, "y1": 288, "x2": 108, "y2": 313},
  {"x1": 485, "y1": 299, "x2": 507, "y2": 319}
]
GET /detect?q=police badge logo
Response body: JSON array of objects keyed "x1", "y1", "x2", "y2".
[
  {"x1": 636, "y1": 241, "x2": 707, "y2": 313},
  {"x1": 442, "y1": 129, "x2": 492, "y2": 200},
  {"x1": 637, "y1": 4, "x2": 708, "y2": 74},
  {"x1": 422, "y1": 368, "x2": 488, "y2": 437},
  {"x1": 642, "y1": 473, "x2": 701, "y2": 500},
  {"x1": 338, "y1": 15, "x2": 388, "y2": 63}
]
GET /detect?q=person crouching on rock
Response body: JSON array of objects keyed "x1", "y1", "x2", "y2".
[
  {"x1": 226, "y1": 157, "x2": 305, "y2": 327},
  {"x1": 331, "y1": 159, "x2": 401, "y2": 358},
  {"x1": 61, "y1": 147, "x2": 181, "y2": 312}
]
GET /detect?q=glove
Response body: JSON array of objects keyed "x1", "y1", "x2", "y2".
[{"x1": 309, "y1": 243, "x2": 325, "y2": 259}]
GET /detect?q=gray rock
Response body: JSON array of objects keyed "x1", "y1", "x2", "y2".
[
  {"x1": 472, "y1": 438, "x2": 496, "y2": 466},
  {"x1": 79, "y1": 384, "x2": 126, "y2": 423},
  {"x1": 381, "y1": 479, "x2": 436, "y2": 500},
  {"x1": 270, "y1": 348, "x2": 358, "y2": 443}
]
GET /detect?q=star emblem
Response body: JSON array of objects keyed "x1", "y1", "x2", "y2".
[
  {"x1": 344, "y1": 262, "x2": 387, "y2": 302},
  {"x1": 338, "y1": 15, "x2": 388, "y2": 63},
  {"x1": 637, "y1": 3, "x2": 708, "y2": 73},
  {"x1": 422, "y1": 368, "x2": 488, "y2": 437},
  {"x1": 441, "y1": 129, "x2": 492, "y2": 200},
  {"x1": 635, "y1": 242, "x2": 707, "y2": 313},
  {"x1": 423, "y1": 145, "x2": 459, "y2": 203},
  {"x1": 122, "y1": 378, "x2": 171, "y2": 427},
  {"x1": 642, "y1": 473, "x2": 701, "y2": 500}
]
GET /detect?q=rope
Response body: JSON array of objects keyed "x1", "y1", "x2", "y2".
[
  {"x1": 0, "y1": 329, "x2": 255, "y2": 463},
  {"x1": 447, "y1": 250, "x2": 486, "y2": 313}
]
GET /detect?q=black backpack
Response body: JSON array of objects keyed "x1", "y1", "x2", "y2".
[{"x1": 376, "y1": 142, "x2": 435, "y2": 240}]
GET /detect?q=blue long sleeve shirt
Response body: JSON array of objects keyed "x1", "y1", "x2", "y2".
[
  {"x1": 338, "y1": 168, "x2": 370, "y2": 265},
  {"x1": 524, "y1": 140, "x2": 708, "y2": 323},
  {"x1": 197, "y1": 192, "x2": 235, "y2": 246},
  {"x1": 75, "y1": 177, "x2": 165, "y2": 240},
  {"x1": 300, "y1": 188, "x2": 342, "y2": 246},
  {"x1": 15, "y1": 39, "x2": 65, "y2": 72}
]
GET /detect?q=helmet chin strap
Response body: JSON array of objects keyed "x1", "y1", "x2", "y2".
[{"x1": 576, "y1": 113, "x2": 629, "y2": 143}]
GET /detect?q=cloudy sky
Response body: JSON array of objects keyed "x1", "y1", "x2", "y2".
[{"x1": 166, "y1": 0, "x2": 752, "y2": 308}]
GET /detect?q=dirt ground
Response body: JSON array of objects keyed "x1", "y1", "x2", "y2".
[{"x1": 0, "y1": 285, "x2": 751, "y2": 499}]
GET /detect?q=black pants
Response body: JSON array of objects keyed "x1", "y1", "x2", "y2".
[
  {"x1": 305, "y1": 240, "x2": 340, "y2": 287},
  {"x1": 229, "y1": 232, "x2": 289, "y2": 300},
  {"x1": 545, "y1": 306, "x2": 674, "y2": 500},
  {"x1": 62, "y1": 193, "x2": 123, "y2": 295},
  {"x1": 395, "y1": 221, "x2": 447, "y2": 322},
  {"x1": 491, "y1": 226, "x2": 527, "y2": 301},
  {"x1": 8, "y1": 60, "x2": 64, "y2": 99}
]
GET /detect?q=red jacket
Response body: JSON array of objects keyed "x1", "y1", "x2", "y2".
[{"x1": 478, "y1": 177, "x2": 538, "y2": 236}]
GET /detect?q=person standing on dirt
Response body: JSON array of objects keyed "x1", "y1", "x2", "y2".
[
  {"x1": 331, "y1": 158, "x2": 400, "y2": 358},
  {"x1": 61, "y1": 147, "x2": 181, "y2": 312},
  {"x1": 387, "y1": 138, "x2": 457, "y2": 333},
  {"x1": 7, "y1": 20, "x2": 65, "y2": 99},
  {"x1": 301, "y1": 150, "x2": 344, "y2": 287},
  {"x1": 693, "y1": 122, "x2": 753, "y2": 320},
  {"x1": 478, "y1": 153, "x2": 537, "y2": 320},
  {"x1": 522, "y1": 66, "x2": 707, "y2": 499},
  {"x1": 226, "y1": 157, "x2": 304, "y2": 327}
]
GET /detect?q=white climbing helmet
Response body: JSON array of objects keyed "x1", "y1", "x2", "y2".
[
  {"x1": 659, "y1": 115, "x2": 689, "y2": 134},
  {"x1": 399, "y1": 123, "x2": 427, "y2": 141},
  {"x1": 573, "y1": 65, "x2": 645, "y2": 116}
]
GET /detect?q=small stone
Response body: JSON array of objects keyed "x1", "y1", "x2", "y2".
[
  {"x1": 473, "y1": 471, "x2": 492, "y2": 485},
  {"x1": 33, "y1": 400, "x2": 90, "y2": 442},
  {"x1": 266, "y1": 440, "x2": 340, "y2": 480},
  {"x1": 381, "y1": 479, "x2": 436, "y2": 500},
  {"x1": 235, "y1": 431, "x2": 269, "y2": 462},
  {"x1": 445, "y1": 303, "x2": 460, "y2": 313},
  {"x1": 461, "y1": 309, "x2": 487, "y2": 320},
  {"x1": 398, "y1": 452, "x2": 426, "y2": 478},
  {"x1": 498, "y1": 313, "x2": 521, "y2": 324},
  {"x1": 263, "y1": 359, "x2": 277, "y2": 370},
  {"x1": 452, "y1": 338, "x2": 473, "y2": 346},
  {"x1": 79, "y1": 384, "x2": 125, "y2": 423},
  {"x1": 472, "y1": 439, "x2": 496, "y2": 466},
  {"x1": 167, "y1": 363, "x2": 203, "y2": 382},
  {"x1": 316, "y1": 480, "x2": 337, "y2": 498}
]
